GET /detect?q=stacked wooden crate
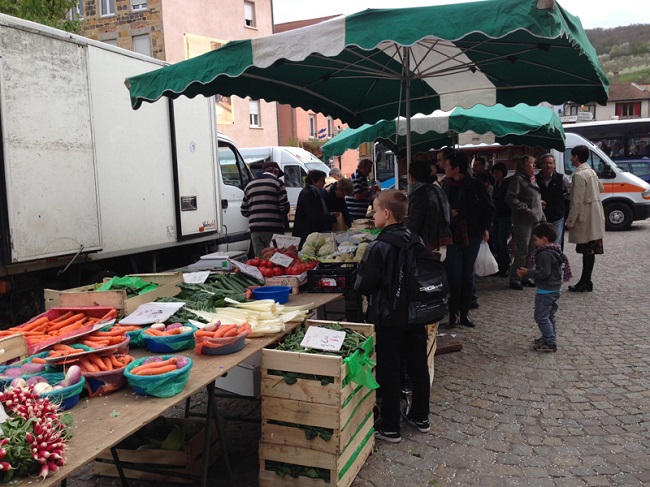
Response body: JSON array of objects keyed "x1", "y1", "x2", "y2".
[{"x1": 259, "y1": 320, "x2": 376, "y2": 487}]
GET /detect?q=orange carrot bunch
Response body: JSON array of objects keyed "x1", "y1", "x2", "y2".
[
  {"x1": 128, "y1": 357, "x2": 181, "y2": 376},
  {"x1": 194, "y1": 322, "x2": 251, "y2": 340},
  {"x1": 78, "y1": 353, "x2": 133, "y2": 373}
]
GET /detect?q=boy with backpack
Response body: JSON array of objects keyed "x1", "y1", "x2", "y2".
[
  {"x1": 355, "y1": 189, "x2": 448, "y2": 442},
  {"x1": 516, "y1": 222, "x2": 572, "y2": 352}
]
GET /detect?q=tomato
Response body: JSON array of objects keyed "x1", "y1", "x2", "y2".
[
  {"x1": 246, "y1": 259, "x2": 254, "y2": 265},
  {"x1": 262, "y1": 268, "x2": 273, "y2": 277},
  {"x1": 273, "y1": 267, "x2": 283, "y2": 276},
  {"x1": 260, "y1": 259, "x2": 269, "y2": 268},
  {"x1": 251, "y1": 258, "x2": 261, "y2": 267}
]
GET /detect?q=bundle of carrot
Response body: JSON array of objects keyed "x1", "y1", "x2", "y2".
[
  {"x1": 195, "y1": 322, "x2": 252, "y2": 341},
  {"x1": 30, "y1": 343, "x2": 88, "y2": 363},
  {"x1": 0, "y1": 309, "x2": 118, "y2": 346},
  {"x1": 127, "y1": 356, "x2": 189, "y2": 376},
  {"x1": 77, "y1": 353, "x2": 133, "y2": 373},
  {"x1": 77, "y1": 325, "x2": 139, "y2": 349}
]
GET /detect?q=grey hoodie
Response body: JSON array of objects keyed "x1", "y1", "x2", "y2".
[{"x1": 526, "y1": 248, "x2": 563, "y2": 292}]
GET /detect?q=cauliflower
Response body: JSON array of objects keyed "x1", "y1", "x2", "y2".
[
  {"x1": 305, "y1": 232, "x2": 325, "y2": 250},
  {"x1": 317, "y1": 241, "x2": 338, "y2": 257},
  {"x1": 301, "y1": 244, "x2": 318, "y2": 257},
  {"x1": 354, "y1": 242, "x2": 369, "y2": 262}
]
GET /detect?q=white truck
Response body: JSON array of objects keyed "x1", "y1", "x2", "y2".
[{"x1": 0, "y1": 15, "x2": 252, "y2": 323}]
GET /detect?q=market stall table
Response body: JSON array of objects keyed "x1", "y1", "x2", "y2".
[{"x1": 37, "y1": 291, "x2": 344, "y2": 487}]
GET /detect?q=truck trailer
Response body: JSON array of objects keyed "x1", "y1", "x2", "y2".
[{"x1": 0, "y1": 15, "x2": 252, "y2": 323}]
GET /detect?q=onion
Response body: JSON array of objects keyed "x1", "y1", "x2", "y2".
[
  {"x1": 150, "y1": 322, "x2": 166, "y2": 331},
  {"x1": 19, "y1": 363, "x2": 46, "y2": 375},
  {"x1": 26, "y1": 375, "x2": 48, "y2": 387},
  {"x1": 175, "y1": 357, "x2": 189, "y2": 369},
  {"x1": 165, "y1": 322, "x2": 183, "y2": 331},
  {"x1": 10, "y1": 377, "x2": 27, "y2": 389},
  {"x1": 176, "y1": 326, "x2": 194, "y2": 334}
]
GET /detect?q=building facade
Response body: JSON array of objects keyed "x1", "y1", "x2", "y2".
[{"x1": 77, "y1": 0, "x2": 279, "y2": 146}]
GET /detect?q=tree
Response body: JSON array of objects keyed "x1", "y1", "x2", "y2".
[{"x1": 0, "y1": 0, "x2": 81, "y2": 33}]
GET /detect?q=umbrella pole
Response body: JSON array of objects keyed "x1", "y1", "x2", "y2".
[{"x1": 404, "y1": 48, "x2": 412, "y2": 194}]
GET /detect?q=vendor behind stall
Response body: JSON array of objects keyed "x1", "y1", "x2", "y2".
[
  {"x1": 292, "y1": 170, "x2": 340, "y2": 247},
  {"x1": 322, "y1": 177, "x2": 354, "y2": 230}
]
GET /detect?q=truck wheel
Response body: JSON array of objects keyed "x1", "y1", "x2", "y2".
[{"x1": 604, "y1": 202, "x2": 633, "y2": 231}]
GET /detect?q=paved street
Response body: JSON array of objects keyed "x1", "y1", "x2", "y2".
[{"x1": 67, "y1": 221, "x2": 650, "y2": 487}]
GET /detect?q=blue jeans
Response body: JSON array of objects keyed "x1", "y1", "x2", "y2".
[
  {"x1": 549, "y1": 217, "x2": 565, "y2": 251},
  {"x1": 445, "y1": 237, "x2": 482, "y2": 316},
  {"x1": 534, "y1": 292, "x2": 560, "y2": 346},
  {"x1": 493, "y1": 215, "x2": 512, "y2": 273}
]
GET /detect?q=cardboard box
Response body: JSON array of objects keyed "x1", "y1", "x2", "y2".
[
  {"x1": 264, "y1": 273, "x2": 307, "y2": 294},
  {"x1": 43, "y1": 272, "x2": 182, "y2": 315},
  {"x1": 93, "y1": 417, "x2": 221, "y2": 484},
  {"x1": 214, "y1": 351, "x2": 262, "y2": 397}
]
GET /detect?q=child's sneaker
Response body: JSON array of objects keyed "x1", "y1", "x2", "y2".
[
  {"x1": 533, "y1": 341, "x2": 557, "y2": 352},
  {"x1": 533, "y1": 336, "x2": 545, "y2": 347},
  {"x1": 405, "y1": 415, "x2": 430, "y2": 433},
  {"x1": 374, "y1": 427, "x2": 401, "y2": 443}
]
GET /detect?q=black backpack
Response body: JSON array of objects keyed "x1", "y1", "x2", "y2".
[{"x1": 377, "y1": 230, "x2": 449, "y2": 326}]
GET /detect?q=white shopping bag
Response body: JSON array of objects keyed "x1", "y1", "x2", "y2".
[{"x1": 474, "y1": 241, "x2": 499, "y2": 277}]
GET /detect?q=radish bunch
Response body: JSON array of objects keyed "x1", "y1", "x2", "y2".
[{"x1": 0, "y1": 384, "x2": 70, "y2": 480}]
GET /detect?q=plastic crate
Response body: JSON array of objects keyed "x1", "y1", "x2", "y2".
[{"x1": 307, "y1": 263, "x2": 358, "y2": 293}]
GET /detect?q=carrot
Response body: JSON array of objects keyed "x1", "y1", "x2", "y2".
[
  {"x1": 214, "y1": 324, "x2": 236, "y2": 338},
  {"x1": 52, "y1": 343, "x2": 79, "y2": 352},
  {"x1": 17, "y1": 316, "x2": 49, "y2": 332},
  {"x1": 132, "y1": 364, "x2": 177, "y2": 376},
  {"x1": 30, "y1": 357, "x2": 47, "y2": 364},
  {"x1": 46, "y1": 313, "x2": 86, "y2": 331},
  {"x1": 101, "y1": 356, "x2": 113, "y2": 370},
  {"x1": 109, "y1": 355, "x2": 125, "y2": 369},
  {"x1": 79, "y1": 356, "x2": 98, "y2": 372},
  {"x1": 143, "y1": 328, "x2": 164, "y2": 336},
  {"x1": 129, "y1": 357, "x2": 178, "y2": 375},
  {"x1": 88, "y1": 354, "x2": 108, "y2": 371},
  {"x1": 51, "y1": 311, "x2": 74, "y2": 323},
  {"x1": 54, "y1": 319, "x2": 88, "y2": 335},
  {"x1": 195, "y1": 330, "x2": 218, "y2": 338},
  {"x1": 222, "y1": 327, "x2": 239, "y2": 338},
  {"x1": 99, "y1": 309, "x2": 118, "y2": 322}
]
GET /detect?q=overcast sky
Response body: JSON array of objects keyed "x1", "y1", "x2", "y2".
[{"x1": 273, "y1": 0, "x2": 649, "y2": 30}]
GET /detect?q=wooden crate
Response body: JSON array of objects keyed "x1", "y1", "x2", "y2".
[
  {"x1": 93, "y1": 417, "x2": 221, "y2": 484},
  {"x1": 259, "y1": 412, "x2": 374, "y2": 487},
  {"x1": 261, "y1": 320, "x2": 375, "y2": 456},
  {"x1": 427, "y1": 322, "x2": 439, "y2": 384},
  {"x1": 264, "y1": 274, "x2": 307, "y2": 294},
  {"x1": 0, "y1": 335, "x2": 28, "y2": 365},
  {"x1": 43, "y1": 272, "x2": 182, "y2": 315}
]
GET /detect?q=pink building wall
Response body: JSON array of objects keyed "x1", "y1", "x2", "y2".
[{"x1": 160, "y1": 0, "x2": 279, "y2": 147}]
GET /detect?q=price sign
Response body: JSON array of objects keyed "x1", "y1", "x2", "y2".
[
  {"x1": 229, "y1": 259, "x2": 264, "y2": 282},
  {"x1": 183, "y1": 271, "x2": 210, "y2": 283},
  {"x1": 270, "y1": 252, "x2": 295, "y2": 268},
  {"x1": 300, "y1": 326, "x2": 346, "y2": 352},
  {"x1": 271, "y1": 234, "x2": 301, "y2": 249},
  {"x1": 119, "y1": 302, "x2": 185, "y2": 325}
]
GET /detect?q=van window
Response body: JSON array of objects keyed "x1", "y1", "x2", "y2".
[
  {"x1": 218, "y1": 143, "x2": 251, "y2": 190},
  {"x1": 563, "y1": 148, "x2": 613, "y2": 179},
  {"x1": 284, "y1": 165, "x2": 305, "y2": 188}
]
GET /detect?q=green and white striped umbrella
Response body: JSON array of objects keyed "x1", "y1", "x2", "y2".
[
  {"x1": 321, "y1": 103, "x2": 567, "y2": 160},
  {"x1": 127, "y1": 0, "x2": 607, "y2": 120}
]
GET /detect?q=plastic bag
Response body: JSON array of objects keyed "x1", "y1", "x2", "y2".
[
  {"x1": 96, "y1": 276, "x2": 157, "y2": 295},
  {"x1": 474, "y1": 241, "x2": 499, "y2": 277},
  {"x1": 124, "y1": 355, "x2": 192, "y2": 398}
]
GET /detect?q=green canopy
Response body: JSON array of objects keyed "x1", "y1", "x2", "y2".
[
  {"x1": 321, "y1": 104, "x2": 567, "y2": 159},
  {"x1": 126, "y1": 0, "x2": 608, "y2": 124}
]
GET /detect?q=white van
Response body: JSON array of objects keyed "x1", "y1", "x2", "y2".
[
  {"x1": 551, "y1": 132, "x2": 650, "y2": 231},
  {"x1": 238, "y1": 146, "x2": 331, "y2": 206}
]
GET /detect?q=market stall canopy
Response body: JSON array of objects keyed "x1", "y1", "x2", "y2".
[
  {"x1": 321, "y1": 104, "x2": 567, "y2": 159},
  {"x1": 126, "y1": 0, "x2": 608, "y2": 126}
]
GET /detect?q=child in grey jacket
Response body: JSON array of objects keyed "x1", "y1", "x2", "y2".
[{"x1": 517, "y1": 223, "x2": 572, "y2": 352}]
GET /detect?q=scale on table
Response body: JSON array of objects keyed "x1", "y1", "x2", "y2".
[{"x1": 187, "y1": 250, "x2": 248, "y2": 271}]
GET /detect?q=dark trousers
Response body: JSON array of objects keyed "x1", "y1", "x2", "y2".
[
  {"x1": 493, "y1": 215, "x2": 512, "y2": 272},
  {"x1": 445, "y1": 237, "x2": 482, "y2": 316},
  {"x1": 375, "y1": 325, "x2": 430, "y2": 433}
]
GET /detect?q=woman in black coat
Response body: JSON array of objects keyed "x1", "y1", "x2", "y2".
[{"x1": 292, "y1": 170, "x2": 340, "y2": 246}]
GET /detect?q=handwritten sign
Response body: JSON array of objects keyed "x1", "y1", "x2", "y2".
[
  {"x1": 270, "y1": 252, "x2": 295, "y2": 268},
  {"x1": 183, "y1": 271, "x2": 210, "y2": 284},
  {"x1": 229, "y1": 259, "x2": 264, "y2": 282},
  {"x1": 119, "y1": 302, "x2": 185, "y2": 326},
  {"x1": 300, "y1": 326, "x2": 346, "y2": 352},
  {"x1": 271, "y1": 234, "x2": 301, "y2": 249}
]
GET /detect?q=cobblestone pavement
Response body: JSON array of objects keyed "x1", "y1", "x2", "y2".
[{"x1": 65, "y1": 221, "x2": 650, "y2": 487}]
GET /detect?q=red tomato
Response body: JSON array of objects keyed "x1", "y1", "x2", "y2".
[
  {"x1": 260, "y1": 259, "x2": 269, "y2": 267},
  {"x1": 262, "y1": 268, "x2": 273, "y2": 277},
  {"x1": 273, "y1": 267, "x2": 283, "y2": 276},
  {"x1": 251, "y1": 258, "x2": 261, "y2": 267},
  {"x1": 246, "y1": 259, "x2": 254, "y2": 265}
]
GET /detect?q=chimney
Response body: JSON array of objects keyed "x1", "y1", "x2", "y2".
[{"x1": 614, "y1": 71, "x2": 619, "y2": 84}]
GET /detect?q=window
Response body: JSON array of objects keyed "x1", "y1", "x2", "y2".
[
  {"x1": 249, "y1": 100, "x2": 260, "y2": 127},
  {"x1": 68, "y1": 1, "x2": 83, "y2": 19},
  {"x1": 131, "y1": 0, "x2": 148, "y2": 11},
  {"x1": 103, "y1": 38, "x2": 118, "y2": 47},
  {"x1": 630, "y1": 161, "x2": 650, "y2": 178},
  {"x1": 218, "y1": 145, "x2": 251, "y2": 190},
  {"x1": 283, "y1": 165, "x2": 306, "y2": 188},
  {"x1": 100, "y1": 0, "x2": 115, "y2": 16},
  {"x1": 309, "y1": 115, "x2": 317, "y2": 138},
  {"x1": 133, "y1": 35, "x2": 151, "y2": 56},
  {"x1": 244, "y1": 1, "x2": 256, "y2": 27},
  {"x1": 615, "y1": 102, "x2": 641, "y2": 118},
  {"x1": 327, "y1": 117, "x2": 333, "y2": 138}
]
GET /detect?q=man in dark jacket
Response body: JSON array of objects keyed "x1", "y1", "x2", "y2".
[
  {"x1": 241, "y1": 161, "x2": 290, "y2": 257},
  {"x1": 537, "y1": 154, "x2": 570, "y2": 250},
  {"x1": 355, "y1": 190, "x2": 430, "y2": 444},
  {"x1": 321, "y1": 177, "x2": 354, "y2": 229}
]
